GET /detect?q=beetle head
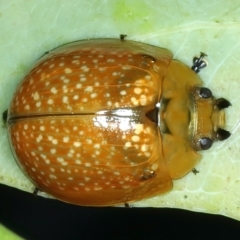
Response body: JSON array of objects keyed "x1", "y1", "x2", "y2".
[{"x1": 191, "y1": 86, "x2": 231, "y2": 151}]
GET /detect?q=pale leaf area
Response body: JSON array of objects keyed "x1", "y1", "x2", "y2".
[{"x1": 0, "y1": 0, "x2": 239, "y2": 220}]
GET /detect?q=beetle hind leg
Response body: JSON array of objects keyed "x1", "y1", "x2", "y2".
[
  {"x1": 192, "y1": 168, "x2": 199, "y2": 175},
  {"x1": 2, "y1": 110, "x2": 8, "y2": 127},
  {"x1": 33, "y1": 187, "x2": 41, "y2": 196},
  {"x1": 191, "y1": 52, "x2": 208, "y2": 73}
]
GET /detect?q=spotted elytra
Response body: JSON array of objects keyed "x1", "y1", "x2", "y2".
[{"x1": 4, "y1": 36, "x2": 231, "y2": 206}]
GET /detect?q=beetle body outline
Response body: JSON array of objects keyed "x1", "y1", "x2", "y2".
[{"x1": 6, "y1": 38, "x2": 230, "y2": 206}]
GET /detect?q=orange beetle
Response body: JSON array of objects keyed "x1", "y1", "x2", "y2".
[{"x1": 5, "y1": 37, "x2": 231, "y2": 206}]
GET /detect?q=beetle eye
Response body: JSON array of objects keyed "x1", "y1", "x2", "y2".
[
  {"x1": 199, "y1": 88, "x2": 213, "y2": 98},
  {"x1": 199, "y1": 137, "x2": 213, "y2": 150},
  {"x1": 215, "y1": 98, "x2": 231, "y2": 110}
]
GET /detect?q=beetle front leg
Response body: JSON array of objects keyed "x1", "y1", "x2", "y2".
[{"x1": 191, "y1": 52, "x2": 208, "y2": 73}]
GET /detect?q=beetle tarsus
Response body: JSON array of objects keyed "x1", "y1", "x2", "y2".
[
  {"x1": 33, "y1": 187, "x2": 40, "y2": 196},
  {"x1": 2, "y1": 110, "x2": 8, "y2": 127},
  {"x1": 120, "y1": 34, "x2": 127, "y2": 41},
  {"x1": 124, "y1": 203, "x2": 133, "y2": 208},
  {"x1": 192, "y1": 168, "x2": 199, "y2": 175},
  {"x1": 191, "y1": 52, "x2": 208, "y2": 73}
]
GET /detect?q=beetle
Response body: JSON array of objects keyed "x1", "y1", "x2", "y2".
[{"x1": 4, "y1": 36, "x2": 231, "y2": 206}]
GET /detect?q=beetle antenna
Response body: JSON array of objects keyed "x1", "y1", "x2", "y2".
[
  {"x1": 216, "y1": 98, "x2": 232, "y2": 110},
  {"x1": 216, "y1": 128, "x2": 231, "y2": 141},
  {"x1": 191, "y1": 52, "x2": 208, "y2": 73}
]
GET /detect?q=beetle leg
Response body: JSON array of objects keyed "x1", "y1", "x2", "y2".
[
  {"x1": 33, "y1": 187, "x2": 40, "y2": 196},
  {"x1": 140, "y1": 170, "x2": 156, "y2": 181},
  {"x1": 192, "y1": 168, "x2": 199, "y2": 175},
  {"x1": 120, "y1": 34, "x2": 127, "y2": 41},
  {"x1": 191, "y1": 52, "x2": 208, "y2": 73},
  {"x1": 2, "y1": 110, "x2": 8, "y2": 127},
  {"x1": 124, "y1": 203, "x2": 133, "y2": 208}
]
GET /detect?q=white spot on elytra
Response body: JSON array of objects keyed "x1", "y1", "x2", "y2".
[
  {"x1": 36, "y1": 135, "x2": 43, "y2": 142},
  {"x1": 51, "y1": 87, "x2": 57, "y2": 94},
  {"x1": 94, "y1": 143, "x2": 100, "y2": 149},
  {"x1": 134, "y1": 88, "x2": 142, "y2": 95},
  {"x1": 50, "y1": 148, "x2": 56, "y2": 154},
  {"x1": 73, "y1": 95, "x2": 79, "y2": 100},
  {"x1": 86, "y1": 139, "x2": 92, "y2": 144},
  {"x1": 140, "y1": 95, "x2": 147, "y2": 105},
  {"x1": 80, "y1": 77, "x2": 86, "y2": 82},
  {"x1": 132, "y1": 135, "x2": 140, "y2": 142},
  {"x1": 50, "y1": 174, "x2": 57, "y2": 179},
  {"x1": 151, "y1": 163, "x2": 159, "y2": 170},
  {"x1": 24, "y1": 105, "x2": 30, "y2": 110},
  {"x1": 122, "y1": 66, "x2": 131, "y2": 70},
  {"x1": 120, "y1": 90, "x2": 127, "y2": 96},
  {"x1": 91, "y1": 93, "x2": 97, "y2": 98},
  {"x1": 63, "y1": 137, "x2": 69, "y2": 142},
  {"x1": 74, "y1": 142, "x2": 81, "y2": 147},
  {"x1": 107, "y1": 59, "x2": 115, "y2": 63},
  {"x1": 48, "y1": 136, "x2": 53, "y2": 140},
  {"x1": 81, "y1": 66, "x2": 89, "y2": 72},
  {"x1": 65, "y1": 68, "x2": 72, "y2": 74},
  {"x1": 33, "y1": 92, "x2": 40, "y2": 100},
  {"x1": 62, "y1": 96, "x2": 68, "y2": 103},
  {"x1": 141, "y1": 144, "x2": 148, "y2": 152},
  {"x1": 57, "y1": 157, "x2": 64, "y2": 162},
  {"x1": 85, "y1": 86, "x2": 93, "y2": 92},
  {"x1": 47, "y1": 99, "x2": 54, "y2": 105},
  {"x1": 144, "y1": 152, "x2": 151, "y2": 157},
  {"x1": 36, "y1": 102, "x2": 41, "y2": 107},
  {"x1": 40, "y1": 126, "x2": 45, "y2": 131},
  {"x1": 125, "y1": 142, "x2": 131, "y2": 147},
  {"x1": 45, "y1": 159, "x2": 50, "y2": 164}
]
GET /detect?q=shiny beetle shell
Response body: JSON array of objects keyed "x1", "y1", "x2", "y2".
[{"x1": 6, "y1": 38, "x2": 230, "y2": 206}]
